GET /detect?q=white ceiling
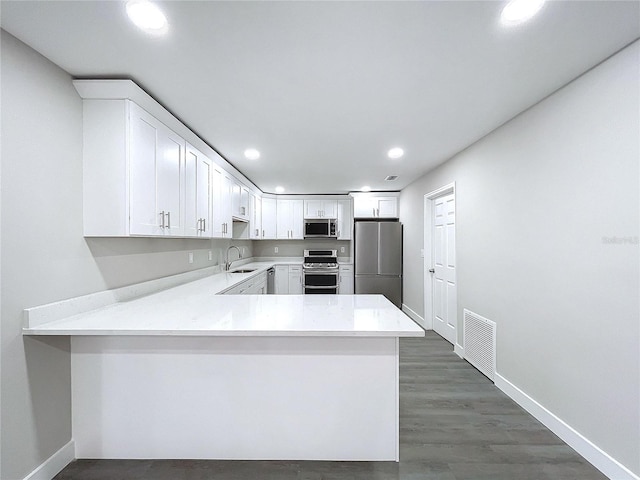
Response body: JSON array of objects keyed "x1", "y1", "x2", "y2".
[{"x1": 2, "y1": 1, "x2": 639, "y2": 194}]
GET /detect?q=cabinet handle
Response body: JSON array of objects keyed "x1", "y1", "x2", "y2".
[
  {"x1": 262, "y1": 229, "x2": 265, "y2": 237},
  {"x1": 376, "y1": 208, "x2": 380, "y2": 217},
  {"x1": 372, "y1": 207, "x2": 376, "y2": 217},
  {"x1": 203, "y1": 218, "x2": 206, "y2": 232},
  {"x1": 166, "y1": 211, "x2": 171, "y2": 229},
  {"x1": 197, "y1": 219, "x2": 201, "y2": 232},
  {"x1": 159, "y1": 211, "x2": 166, "y2": 228}
]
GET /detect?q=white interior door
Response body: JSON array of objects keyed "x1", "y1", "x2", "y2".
[{"x1": 431, "y1": 192, "x2": 456, "y2": 344}]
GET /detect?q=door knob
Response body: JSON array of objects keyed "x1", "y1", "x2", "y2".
[{"x1": 429, "y1": 269, "x2": 435, "y2": 273}]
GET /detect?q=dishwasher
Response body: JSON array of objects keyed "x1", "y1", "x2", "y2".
[{"x1": 266, "y1": 267, "x2": 275, "y2": 294}]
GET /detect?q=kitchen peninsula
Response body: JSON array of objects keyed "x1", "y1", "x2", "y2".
[{"x1": 23, "y1": 263, "x2": 423, "y2": 462}]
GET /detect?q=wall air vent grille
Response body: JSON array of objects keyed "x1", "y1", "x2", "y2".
[
  {"x1": 384, "y1": 175, "x2": 398, "y2": 181},
  {"x1": 463, "y1": 309, "x2": 496, "y2": 381}
]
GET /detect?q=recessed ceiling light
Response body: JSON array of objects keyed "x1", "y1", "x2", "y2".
[
  {"x1": 126, "y1": 0, "x2": 168, "y2": 34},
  {"x1": 500, "y1": 0, "x2": 545, "y2": 26},
  {"x1": 275, "y1": 186, "x2": 285, "y2": 194},
  {"x1": 387, "y1": 147, "x2": 404, "y2": 159},
  {"x1": 244, "y1": 148, "x2": 260, "y2": 160},
  {"x1": 361, "y1": 186, "x2": 371, "y2": 192}
]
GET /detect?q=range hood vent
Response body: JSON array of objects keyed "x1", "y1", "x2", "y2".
[{"x1": 385, "y1": 175, "x2": 398, "y2": 181}]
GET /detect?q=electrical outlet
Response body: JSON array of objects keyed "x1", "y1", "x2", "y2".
[
  {"x1": 188, "y1": 252, "x2": 194, "y2": 264},
  {"x1": 274, "y1": 246, "x2": 279, "y2": 254},
  {"x1": 340, "y1": 246, "x2": 345, "y2": 253},
  {"x1": 242, "y1": 247, "x2": 245, "y2": 255},
  {"x1": 208, "y1": 251, "x2": 213, "y2": 261}
]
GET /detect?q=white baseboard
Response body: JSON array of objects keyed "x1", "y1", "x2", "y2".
[
  {"x1": 401, "y1": 304, "x2": 427, "y2": 330},
  {"x1": 23, "y1": 440, "x2": 75, "y2": 480},
  {"x1": 454, "y1": 343, "x2": 464, "y2": 359},
  {"x1": 495, "y1": 373, "x2": 639, "y2": 480}
]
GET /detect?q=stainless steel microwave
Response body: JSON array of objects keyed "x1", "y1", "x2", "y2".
[{"x1": 304, "y1": 219, "x2": 337, "y2": 238}]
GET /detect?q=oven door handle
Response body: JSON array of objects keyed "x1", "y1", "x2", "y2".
[
  {"x1": 304, "y1": 285, "x2": 338, "y2": 289},
  {"x1": 303, "y1": 271, "x2": 339, "y2": 275}
]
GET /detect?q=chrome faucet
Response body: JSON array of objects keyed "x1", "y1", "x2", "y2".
[{"x1": 225, "y1": 245, "x2": 242, "y2": 271}]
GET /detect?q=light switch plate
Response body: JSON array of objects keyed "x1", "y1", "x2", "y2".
[
  {"x1": 208, "y1": 251, "x2": 213, "y2": 261},
  {"x1": 275, "y1": 246, "x2": 279, "y2": 253},
  {"x1": 420, "y1": 249, "x2": 424, "y2": 258}
]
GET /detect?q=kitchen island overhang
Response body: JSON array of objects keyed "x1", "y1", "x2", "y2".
[{"x1": 24, "y1": 292, "x2": 424, "y2": 462}]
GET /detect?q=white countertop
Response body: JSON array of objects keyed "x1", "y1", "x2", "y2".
[{"x1": 23, "y1": 260, "x2": 423, "y2": 337}]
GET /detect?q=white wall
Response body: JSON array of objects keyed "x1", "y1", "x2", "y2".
[
  {"x1": 400, "y1": 41, "x2": 639, "y2": 476},
  {"x1": 0, "y1": 30, "x2": 252, "y2": 480}
]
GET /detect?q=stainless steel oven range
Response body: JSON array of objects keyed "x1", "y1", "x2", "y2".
[{"x1": 303, "y1": 249, "x2": 339, "y2": 294}]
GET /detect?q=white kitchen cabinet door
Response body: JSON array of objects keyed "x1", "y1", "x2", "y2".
[
  {"x1": 353, "y1": 195, "x2": 377, "y2": 219},
  {"x1": 261, "y1": 197, "x2": 277, "y2": 239},
  {"x1": 377, "y1": 198, "x2": 398, "y2": 218},
  {"x1": 231, "y1": 182, "x2": 250, "y2": 221},
  {"x1": 185, "y1": 144, "x2": 212, "y2": 238},
  {"x1": 304, "y1": 199, "x2": 337, "y2": 219},
  {"x1": 130, "y1": 103, "x2": 185, "y2": 236},
  {"x1": 212, "y1": 168, "x2": 233, "y2": 238},
  {"x1": 291, "y1": 200, "x2": 304, "y2": 238},
  {"x1": 339, "y1": 265, "x2": 354, "y2": 294},
  {"x1": 337, "y1": 199, "x2": 353, "y2": 240},
  {"x1": 275, "y1": 265, "x2": 289, "y2": 294},
  {"x1": 278, "y1": 199, "x2": 304, "y2": 239},
  {"x1": 249, "y1": 194, "x2": 262, "y2": 239},
  {"x1": 353, "y1": 195, "x2": 398, "y2": 219},
  {"x1": 288, "y1": 266, "x2": 303, "y2": 294}
]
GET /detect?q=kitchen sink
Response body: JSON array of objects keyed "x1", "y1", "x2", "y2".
[{"x1": 230, "y1": 269, "x2": 256, "y2": 273}]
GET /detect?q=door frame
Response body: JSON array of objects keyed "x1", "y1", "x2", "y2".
[{"x1": 424, "y1": 182, "x2": 461, "y2": 355}]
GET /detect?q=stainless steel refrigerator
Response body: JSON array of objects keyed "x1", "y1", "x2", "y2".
[{"x1": 354, "y1": 221, "x2": 402, "y2": 308}]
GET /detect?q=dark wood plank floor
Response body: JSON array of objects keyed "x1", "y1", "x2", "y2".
[{"x1": 54, "y1": 332, "x2": 607, "y2": 479}]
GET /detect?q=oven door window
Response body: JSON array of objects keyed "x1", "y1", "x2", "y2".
[{"x1": 304, "y1": 273, "x2": 338, "y2": 287}]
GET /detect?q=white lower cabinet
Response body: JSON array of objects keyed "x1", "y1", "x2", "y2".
[
  {"x1": 339, "y1": 265, "x2": 354, "y2": 294},
  {"x1": 223, "y1": 272, "x2": 267, "y2": 295},
  {"x1": 275, "y1": 265, "x2": 290, "y2": 294},
  {"x1": 274, "y1": 265, "x2": 303, "y2": 294},
  {"x1": 288, "y1": 265, "x2": 303, "y2": 294}
]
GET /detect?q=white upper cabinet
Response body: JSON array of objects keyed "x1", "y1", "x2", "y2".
[
  {"x1": 121, "y1": 101, "x2": 185, "y2": 237},
  {"x1": 336, "y1": 198, "x2": 353, "y2": 240},
  {"x1": 304, "y1": 199, "x2": 337, "y2": 219},
  {"x1": 277, "y1": 199, "x2": 304, "y2": 239},
  {"x1": 184, "y1": 144, "x2": 212, "y2": 238},
  {"x1": 261, "y1": 197, "x2": 278, "y2": 239},
  {"x1": 83, "y1": 100, "x2": 186, "y2": 236},
  {"x1": 231, "y1": 181, "x2": 250, "y2": 221},
  {"x1": 249, "y1": 193, "x2": 262, "y2": 239},
  {"x1": 76, "y1": 81, "x2": 263, "y2": 240},
  {"x1": 212, "y1": 168, "x2": 233, "y2": 238},
  {"x1": 352, "y1": 194, "x2": 399, "y2": 219}
]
